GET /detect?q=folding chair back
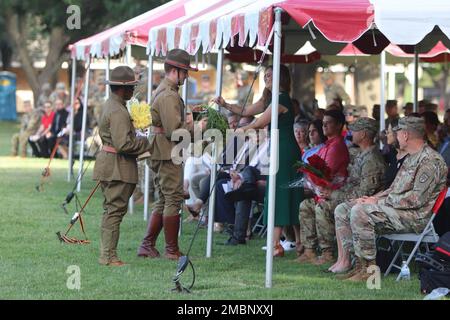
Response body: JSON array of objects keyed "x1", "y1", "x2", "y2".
[
  {"x1": 251, "y1": 201, "x2": 266, "y2": 237},
  {"x1": 381, "y1": 187, "x2": 448, "y2": 281}
]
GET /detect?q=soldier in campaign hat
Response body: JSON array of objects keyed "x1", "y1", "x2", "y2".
[
  {"x1": 137, "y1": 49, "x2": 199, "y2": 260},
  {"x1": 93, "y1": 66, "x2": 151, "y2": 266}
]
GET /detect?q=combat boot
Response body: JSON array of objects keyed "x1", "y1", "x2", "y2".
[
  {"x1": 137, "y1": 211, "x2": 163, "y2": 258},
  {"x1": 296, "y1": 249, "x2": 317, "y2": 264},
  {"x1": 312, "y1": 249, "x2": 334, "y2": 266},
  {"x1": 346, "y1": 259, "x2": 377, "y2": 282},
  {"x1": 163, "y1": 215, "x2": 184, "y2": 260},
  {"x1": 336, "y1": 258, "x2": 363, "y2": 280}
]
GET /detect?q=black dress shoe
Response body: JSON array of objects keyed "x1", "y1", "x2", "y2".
[
  {"x1": 223, "y1": 237, "x2": 246, "y2": 246},
  {"x1": 224, "y1": 183, "x2": 256, "y2": 202}
]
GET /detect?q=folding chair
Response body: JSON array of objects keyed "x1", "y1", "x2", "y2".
[
  {"x1": 381, "y1": 187, "x2": 448, "y2": 281},
  {"x1": 251, "y1": 201, "x2": 266, "y2": 237}
]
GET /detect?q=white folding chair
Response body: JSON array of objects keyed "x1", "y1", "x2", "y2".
[
  {"x1": 251, "y1": 201, "x2": 266, "y2": 237},
  {"x1": 381, "y1": 187, "x2": 448, "y2": 281}
]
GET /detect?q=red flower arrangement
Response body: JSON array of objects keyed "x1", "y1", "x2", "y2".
[{"x1": 295, "y1": 154, "x2": 339, "y2": 190}]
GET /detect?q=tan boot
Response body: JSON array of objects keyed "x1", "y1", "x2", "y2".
[
  {"x1": 336, "y1": 258, "x2": 362, "y2": 280},
  {"x1": 312, "y1": 249, "x2": 334, "y2": 266},
  {"x1": 346, "y1": 259, "x2": 377, "y2": 282},
  {"x1": 296, "y1": 249, "x2": 317, "y2": 264}
]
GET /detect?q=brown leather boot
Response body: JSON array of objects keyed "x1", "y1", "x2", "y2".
[
  {"x1": 137, "y1": 212, "x2": 163, "y2": 258},
  {"x1": 163, "y1": 215, "x2": 184, "y2": 260},
  {"x1": 336, "y1": 258, "x2": 362, "y2": 280},
  {"x1": 346, "y1": 259, "x2": 377, "y2": 282},
  {"x1": 296, "y1": 242, "x2": 305, "y2": 257},
  {"x1": 312, "y1": 249, "x2": 334, "y2": 266},
  {"x1": 296, "y1": 249, "x2": 317, "y2": 264}
]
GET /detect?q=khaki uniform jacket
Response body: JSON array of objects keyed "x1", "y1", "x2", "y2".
[
  {"x1": 93, "y1": 93, "x2": 150, "y2": 184},
  {"x1": 149, "y1": 78, "x2": 192, "y2": 160}
]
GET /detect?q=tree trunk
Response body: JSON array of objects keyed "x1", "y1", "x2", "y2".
[
  {"x1": 439, "y1": 65, "x2": 449, "y2": 111},
  {"x1": 290, "y1": 64, "x2": 316, "y2": 112},
  {"x1": 4, "y1": 10, "x2": 70, "y2": 107},
  {"x1": 4, "y1": 10, "x2": 40, "y2": 105},
  {"x1": 38, "y1": 27, "x2": 70, "y2": 87}
]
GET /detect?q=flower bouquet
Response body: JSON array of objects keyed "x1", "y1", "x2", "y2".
[
  {"x1": 191, "y1": 103, "x2": 229, "y2": 139},
  {"x1": 128, "y1": 97, "x2": 152, "y2": 161},
  {"x1": 294, "y1": 154, "x2": 344, "y2": 201}
]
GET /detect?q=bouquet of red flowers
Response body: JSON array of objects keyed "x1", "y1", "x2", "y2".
[{"x1": 294, "y1": 155, "x2": 346, "y2": 202}]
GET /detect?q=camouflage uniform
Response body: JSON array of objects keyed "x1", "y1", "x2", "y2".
[
  {"x1": 90, "y1": 90, "x2": 106, "y2": 128},
  {"x1": 11, "y1": 108, "x2": 42, "y2": 157},
  {"x1": 350, "y1": 144, "x2": 447, "y2": 260},
  {"x1": 301, "y1": 118, "x2": 386, "y2": 253},
  {"x1": 299, "y1": 198, "x2": 341, "y2": 251},
  {"x1": 334, "y1": 146, "x2": 387, "y2": 253},
  {"x1": 341, "y1": 118, "x2": 448, "y2": 261},
  {"x1": 324, "y1": 83, "x2": 350, "y2": 106}
]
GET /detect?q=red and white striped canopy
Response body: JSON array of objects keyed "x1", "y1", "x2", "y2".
[
  {"x1": 148, "y1": 0, "x2": 450, "y2": 57},
  {"x1": 70, "y1": 0, "x2": 191, "y2": 60},
  {"x1": 71, "y1": 0, "x2": 450, "y2": 60}
]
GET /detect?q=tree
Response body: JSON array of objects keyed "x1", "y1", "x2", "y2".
[
  {"x1": 421, "y1": 63, "x2": 450, "y2": 109},
  {"x1": 0, "y1": 0, "x2": 167, "y2": 106}
]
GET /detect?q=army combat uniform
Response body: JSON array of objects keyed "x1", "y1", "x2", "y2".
[
  {"x1": 93, "y1": 67, "x2": 150, "y2": 266},
  {"x1": 11, "y1": 108, "x2": 42, "y2": 157},
  {"x1": 335, "y1": 117, "x2": 448, "y2": 281},
  {"x1": 299, "y1": 118, "x2": 386, "y2": 265},
  {"x1": 349, "y1": 144, "x2": 447, "y2": 261}
]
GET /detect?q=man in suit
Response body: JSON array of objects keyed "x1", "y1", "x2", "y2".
[{"x1": 93, "y1": 66, "x2": 151, "y2": 266}]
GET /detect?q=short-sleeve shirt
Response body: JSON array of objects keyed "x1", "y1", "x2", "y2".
[{"x1": 316, "y1": 135, "x2": 350, "y2": 179}]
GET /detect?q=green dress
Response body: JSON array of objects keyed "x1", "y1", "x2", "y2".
[{"x1": 263, "y1": 91, "x2": 302, "y2": 226}]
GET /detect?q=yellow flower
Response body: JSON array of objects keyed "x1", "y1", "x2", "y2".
[{"x1": 129, "y1": 100, "x2": 152, "y2": 130}]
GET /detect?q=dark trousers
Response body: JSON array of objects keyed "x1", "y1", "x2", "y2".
[
  {"x1": 434, "y1": 197, "x2": 450, "y2": 236},
  {"x1": 215, "y1": 178, "x2": 236, "y2": 224},
  {"x1": 232, "y1": 184, "x2": 265, "y2": 242},
  {"x1": 197, "y1": 171, "x2": 230, "y2": 203}
]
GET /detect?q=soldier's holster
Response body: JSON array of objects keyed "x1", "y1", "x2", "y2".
[
  {"x1": 164, "y1": 215, "x2": 183, "y2": 260},
  {"x1": 137, "y1": 211, "x2": 163, "y2": 258}
]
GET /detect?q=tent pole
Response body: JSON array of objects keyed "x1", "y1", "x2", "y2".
[
  {"x1": 106, "y1": 56, "x2": 111, "y2": 100},
  {"x1": 380, "y1": 51, "x2": 386, "y2": 133},
  {"x1": 206, "y1": 48, "x2": 224, "y2": 258},
  {"x1": 77, "y1": 56, "x2": 91, "y2": 192},
  {"x1": 144, "y1": 54, "x2": 154, "y2": 222},
  {"x1": 68, "y1": 57, "x2": 76, "y2": 182},
  {"x1": 265, "y1": 8, "x2": 282, "y2": 289},
  {"x1": 413, "y1": 47, "x2": 419, "y2": 112},
  {"x1": 126, "y1": 44, "x2": 134, "y2": 214}
]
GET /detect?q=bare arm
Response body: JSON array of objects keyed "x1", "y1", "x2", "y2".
[
  {"x1": 214, "y1": 96, "x2": 266, "y2": 117},
  {"x1": 241, "y1": 103, "x2": 288, "y2": 131}
]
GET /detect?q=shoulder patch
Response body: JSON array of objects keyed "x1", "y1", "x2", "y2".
[{"x1": 419, "y1": 173, "x2": 430, "y2": 184}]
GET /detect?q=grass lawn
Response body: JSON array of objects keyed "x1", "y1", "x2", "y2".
[{"x1": 0, "y1": 121, "x2": 425, "y2": 300}]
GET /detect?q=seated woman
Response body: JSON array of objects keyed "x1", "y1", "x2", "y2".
[
  {"x1": 57, "y1": 97, "x2": 85, "y2": 159},
  {"x1": 382, "y1": 123, "x2": 407, "y2": 190},
  {"x1": 28, "y1": 101, "x2": 55, "y2": 158},
  {"x1": 302, "y1": 119, "x2": 327, "y2": 162},
  {"x1": 294, "y1": 120, "x2": 309, "y2": 156}
]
